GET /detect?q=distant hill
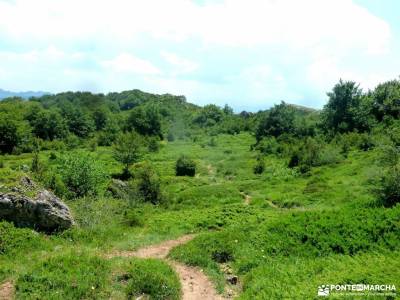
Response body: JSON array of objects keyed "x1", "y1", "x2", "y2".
[{"x1": 0, "y1": 89, "x2": 50, "y2": 100}]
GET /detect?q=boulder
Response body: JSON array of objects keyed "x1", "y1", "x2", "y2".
[
  {"x1": 107, "y1": 179, "x2": 129, "y2": 199},
  {"x1": 0, "y1": 189, "x2": 74, "y2": 232}
]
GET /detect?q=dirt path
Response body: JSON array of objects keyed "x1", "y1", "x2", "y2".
[
  {"x1": 0, "y1": 281, "x2": 14, "y2": 300},
  {"x1": 107, "y1": 234, "x2": 227, "y2": 300},
  {"x1": 239, "y1": 192, "x2": 251, "y2": 205}
]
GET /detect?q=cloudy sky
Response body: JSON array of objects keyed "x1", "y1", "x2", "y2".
[{"x1": 0, "y1": 0, "x2": 399, "y2": 111}]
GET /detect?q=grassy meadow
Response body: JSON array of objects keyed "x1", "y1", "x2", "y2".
[{"x1": 1, "y1": 131, "x2": 399, "y2": 299}]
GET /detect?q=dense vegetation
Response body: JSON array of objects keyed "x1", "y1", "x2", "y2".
[{"x1": 0, "y1": 79, "x2": 399, "y2": 299}]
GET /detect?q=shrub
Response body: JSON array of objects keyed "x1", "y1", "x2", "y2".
[
  {"x1": 167, "y1": 131, "x2": 175, "y2": 142},
  {"x1": 0, "y1": 221, "x2": 43, "y2": 255},
  {"x1": 58, "y1": 152, "x2": 108, "y2": 199},
  {"x1": 147, "y1": 137, "x2": 160, "y2": 152},
  {"x1": 175, "y1": 155, "x2": 196, "y2": 177},
  {"x1": 16, "y1": 253, "x2": 110, "y2": 299},
  {"x1": 253, "y1": 155, "x2": 265, "y2": 174},
  {"x1": 375, "y1": 164, "x2": 400, "y2": 207},
  {"x1": 48, "y1": 152, "x2": 57, "y2": 160},
  {"x1": 0, "y1": 159, "x2": 4, "y2": 168},
  {"x1": 126, "y1": 258, "x2": 181, "y2": 300},
  {"x1": 379, "y1": 145, "x2": 399, "y2": 167},
  {"x1": 131, "y1": 163, "x2": 164, "y2": 205}
]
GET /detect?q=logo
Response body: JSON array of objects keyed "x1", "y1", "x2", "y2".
[{"x1": 318, "y1": 285, "x2": 330, "y2": 297}]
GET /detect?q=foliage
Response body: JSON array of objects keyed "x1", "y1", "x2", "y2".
[
  {"x1": 322, "y1": 79, "x2": 373, "y2": 133},
  {"x1": 253, "y1": 155, "x2": 265, "y2": 174},
  {"x1": 372, "y1": 78, "x2": 400, "y2": 120},
  {"x1": 16, "y1": 253, "x2": 110, "y2": 299},
  {"x1": 175, "y1": 155, "x2": 196, "y2": 177},
  {"x1": 131, "y1": 163, "x2": 164, "y2": 205},
  {"x1": 113, "y1": 131, "x2": 143, "y2": 176},
  {"x1": 58, "y1": 152, "x2": 108, "y2": 198},
  {"x1": 127, "y1": 106, "x2": 162, "y2": 137},
  {"x1": 375, "y1": 164, "x2": 400, "y2": 207},
  {"x1": 0, "y1": 114, "x2": 24, "y2": 154},
  {"x1": 256, "y1": 101, "x2": 296, "y2": 140},
  {"x1": 0, "y1": 221, "x2": 43, "y2": 255},
  {"x1": 126, "y1": 258, "x2": 181, "y2": 300}
]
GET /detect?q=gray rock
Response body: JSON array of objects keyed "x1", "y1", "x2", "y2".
[
  {"x1": 0, "y1": 189, "x2": 74, "y2": 232},
  {"x1": 107, "y1": 179, "x2": 129, "y2": 199}
]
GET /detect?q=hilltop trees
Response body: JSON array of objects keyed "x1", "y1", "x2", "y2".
[
  {"x1": 321, "y1": 80, "x2": 374, "y2": 133},
  {"x1": 127, "y1": 106, "x2": 162, "y2": 138},
  {"x1": 256, "y1": 101, "x2": 296, "y2": 141},
  {"x1": 371, "y1": 79, "x2": 400, "y2": 120}
]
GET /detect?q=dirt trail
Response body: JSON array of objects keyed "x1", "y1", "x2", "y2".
[
  {"x1": 0, "y1": 281, "x2": 14, "y2": 300},
  {"x1": 239, "y1": 192, "x2": 251, "y2": 205},
  {"x1": 107, "y1": 234, "x2": 228, "y2": 300}
]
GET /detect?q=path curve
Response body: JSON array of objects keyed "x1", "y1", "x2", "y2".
[
  {"x1": 0, "y1": 281, "x2": 13, "y2": 300},
  {"x1": 106, "y1": 234, "x2": 227, "y2": 300}
]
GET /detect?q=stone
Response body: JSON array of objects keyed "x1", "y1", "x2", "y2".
[
  {"x1": 0, "y1": 189, "x2": 74, "y2": 232},
  {"x1": 227, "y1": 275, "x2": 238, "y2": 285}
]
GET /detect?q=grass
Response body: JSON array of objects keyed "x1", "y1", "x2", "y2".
[
  {"x1": 0, "y1": 132, "x2": 399, "y2": 298},
  {"x1": 125, "y1": 258, "x2": 181, "y2": 300}
]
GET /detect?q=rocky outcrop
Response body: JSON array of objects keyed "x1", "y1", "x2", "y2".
[{"x1": 0, "y1": 189, "x2": 74, "y2": 232}]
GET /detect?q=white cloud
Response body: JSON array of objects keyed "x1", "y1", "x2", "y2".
[
  {"x1": 0, "y1": 0, "x2": 396, "y2": 110},
  {"x1": 101, "y1": 53, "x2": 161, "y2": 75},
  {"x1": 161, "y1": 51, "x2": 199, "y2": 75},
  {"x1": 0, "y1": 0, "x2": 391, "y2": 52}
]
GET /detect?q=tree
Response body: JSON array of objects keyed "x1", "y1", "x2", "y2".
[
  {"x1": 113, "y1": 131, "x2": 143, "y2": 177},
  {"x1": 194, "y1": 104, "x2": 224, "y2": 127},
  {"x1": 0, "y1": 115, "x2": 22, "y2": 154},
  {"x1": 127, "y1": 106, "x2": 162, "y2": 137},
  {"x1": 92, "y1": 108, "x2": 109, "y2": 131},
  {"x1": 29, "y1": 110, "x2": 68, "y2": 140},
  {"x1": 321, "y1": 80, "x2": 370, "y2": 133},
  {"x1": 256, "y1": 101, "x2": 296, "y2": 141},
  {"x1": 372, "y1": 79, "x2": 400, "y2": 120},
  {"x1": 61, "y1": 104, "x2": 95, "y2": 138}
]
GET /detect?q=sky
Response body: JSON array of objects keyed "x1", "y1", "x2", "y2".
[{"x1": 0, "y1": 0, "x2": 399, "y2": 111}]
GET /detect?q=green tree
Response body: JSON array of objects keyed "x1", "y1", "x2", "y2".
[
  {"x1": 29, "y1": 110, "x2": 68, "y2": 140},
  {"x1": 61, "y1": 104, "x2": 95, "y2": 138},
  {"x1": 127, "y1": 106, "x2": 162, "y2": 137},
  {"x1": 194, "y1": 104, "x2": 224, "y2": 127},
  {"x1": 0, "y1": 115, "x2": 22, "y2": 154},
  {"x1": 113, "y1": 131, "x2": 143, "y2": 176},
  {"x1": 372, "y1": 79, "x2": 400, "y2": 120},
  {"x1": 256, "y1": 102, "x2": 296, "y2": 140},
  {"x1": 321, "y1": 80, "x2": 371, "y2": 133}
]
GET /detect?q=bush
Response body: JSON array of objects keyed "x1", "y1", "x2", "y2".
[
  {"x1": 126, "y1": 258, "x2": 181, "y2": 300},
  {"x1": 16, "y1": 253, "x2": 110, "y2": 299},
  {"x1": 167, "y1": 132, "x2": 175, "y2": 142},
  {"x1": 58, "y1": 152, "x2": 109, "y2": 199},
  {"x1": 0, "y1": 221, "x2": 43, "y2": 255},
  {"x1": 375, "y1": 164, "x2": 400, "y2": 207},
  {"x1": 253, "y1": 155, "x2": 265, "y2": 174},
  {"x1": 147, "y1": 137, "x2": 160, "y2": 152},
  {"x1": 175, "y1": 155, "x2": 196, "y2": 177},
  {"x1": 131, "y1": 163, "x2": 164, "y2": 205}
]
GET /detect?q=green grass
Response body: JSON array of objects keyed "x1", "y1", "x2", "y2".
[
  {"x1": 125, "y1": 258, "x2": 181, "y2": 300},
  {"x1": 16, "y1": 253, "x2": 111, "y2": 299},
  {"x1": 0, "y1": 132, "x2": 399, "y2": 298}
]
